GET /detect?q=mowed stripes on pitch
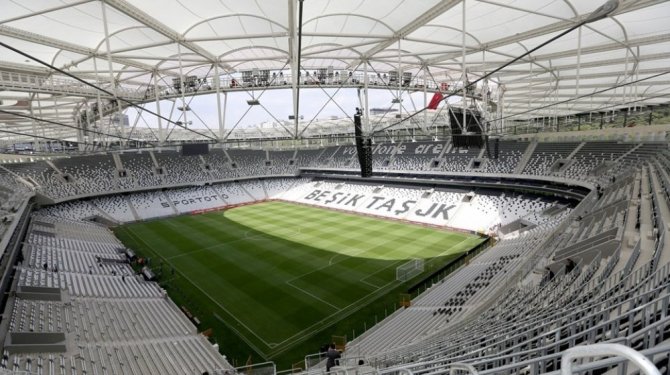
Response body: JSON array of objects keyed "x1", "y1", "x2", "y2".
[{"x1": 117, "y1": 201, "x2": 483, "y2": 347}]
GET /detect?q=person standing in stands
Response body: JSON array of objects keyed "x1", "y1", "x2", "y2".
[
  {"x1": 319, "y1": 343, "x2": 329, "y2": 357},
  {"x1": 326, "y1": 343, "x2": 341, "y2": 372},
  {"x1": 565, "y1": 258, "x2": 576, "y2": 273}
]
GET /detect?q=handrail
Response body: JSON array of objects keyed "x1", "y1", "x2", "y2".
[
  {"x1": 366, "y1": 256, "x2": 669, "y2": 368},
  {"x1": 651, "y1": 230, "x2": 665, "y2": 272},
  {"x1": 598, "y1": 242, "x2": 620, "y2": 282},
  {"x1": 553, "y1": 228, "x2": 618, "y2": 261},
  {"x1": 453, "y1": 311, "x2": 670, "y2": 370},
  {"x1": 378, "y1": 361, "x2": 479, "y2": 375},
  {"x1": 234, "y1": 360, "x2": 277, "y2": 375},
  {"x1": 472, "y1": 342, "x2": 670, "y2": 375},
  {"x1": 448, "y1": 363, "x2": 478, "y2": 375},
  {"x1": 623, "y1": 239, "x2": 641, "y2": 275},
  {"x1": 560, "y1": 343, "x2": 661, "y2": 375}
]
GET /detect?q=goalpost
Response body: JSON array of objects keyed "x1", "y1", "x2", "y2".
[{"x1": 396, "y1": 258, "x2": 425, "y2": 282}]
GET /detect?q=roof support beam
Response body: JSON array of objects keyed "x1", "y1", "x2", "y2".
[
  {"x1": 532, "y1": 33, "x2": 670, "y2": 62},
  {"x1": 347, "y1": 0, "x2": 462, "y2": 69},
  {"x1": 103, "y1": 0, "x2": 232, "y2": 70},
  {"x1": 457, "y1": 34, "x2": 670, "y2": 75},
  {"x1": 503, "y1": 67, "x2": 670, "y2": 84},
  {"x1": 288, "y1": 0, "x2": 299, "y2": 139},
  {"x1": 505, "y1": 80, "x2": 670, "y2": 90},
  {"x1": 0, "y1": 0, "x2": 95, "y2": 25},
  {"x1": 426, "y1": 0, "x2": 665, "y2": 64},
  {"x1": 0, "y1": 25, "x2": 157, "y2": 72},
  {"x1": 468, "y1": 51, "x2": 670, "y2": 76}
]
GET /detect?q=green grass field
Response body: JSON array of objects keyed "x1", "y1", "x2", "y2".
[{"x1": 114, "y1": 201, "x2": 485, "y2": 367}]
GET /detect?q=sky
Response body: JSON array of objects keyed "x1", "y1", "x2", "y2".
[{"x1": 124, "y1": 87, "x2": 439, "y2": 136}]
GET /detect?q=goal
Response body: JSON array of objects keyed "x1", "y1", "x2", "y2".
[{"x1": 396, "y1": 258, "x2": 425, "y2": 282}]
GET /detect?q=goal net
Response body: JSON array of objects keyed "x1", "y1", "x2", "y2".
[{"x1": 396, "y1": 258, "x2": 425, "y2": 282}]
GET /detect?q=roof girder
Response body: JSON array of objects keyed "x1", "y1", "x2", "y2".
[
  {"x1": 348, "y1": 0, "x2": 463, "y2": 68},
  {"x1": 103, "y1": 0, "x2": 232, "y2": 71},
  {"x1": 0, "y1": 25, "x2": 158, "y2": 73},
  {"x1": 425, "y1": 0, "x2": 666, "y2": 65}
]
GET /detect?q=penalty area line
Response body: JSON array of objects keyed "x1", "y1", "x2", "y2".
[
  {"x1": 123, "y1": 226, "x2": 273, "y2": 351},
  {"x1": 285, "y1": 279, "x2": 341, "y2": 311}
]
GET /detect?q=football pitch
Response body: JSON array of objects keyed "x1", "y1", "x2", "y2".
[{"x1": 114, "y1": 201, "x2": 485, "y2": 364}]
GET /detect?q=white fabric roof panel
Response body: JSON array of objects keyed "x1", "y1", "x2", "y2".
[
  {"x1": 0, "y1": 36, "x2": 62, "y2": 65},
  {"x1": 0, "y1": 0, "x2": 669, "y2": 143}
]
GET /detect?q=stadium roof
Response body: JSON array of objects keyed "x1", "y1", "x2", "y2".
[{"x1": 1, "y1": 0, "x2": 669, "y2": 145}]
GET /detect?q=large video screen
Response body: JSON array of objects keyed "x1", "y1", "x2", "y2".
[{"x1": 181, "y1": 143, "x2": 209, "y2": 156}]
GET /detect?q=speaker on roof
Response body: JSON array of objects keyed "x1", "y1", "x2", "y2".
[
  {"x1": 449, "y1": 107, "x2": 485, "y2": 148},
  {"x1": 354, "y1": 109, "x2": 373, "y2": 178},
  {"x1": 181, "y1": 143, "x2": 209, "y2": 156}
]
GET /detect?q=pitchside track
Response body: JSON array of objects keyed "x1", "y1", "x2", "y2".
[{"x1": 114, "y1": 201, "x2": 485, "y2": 361}]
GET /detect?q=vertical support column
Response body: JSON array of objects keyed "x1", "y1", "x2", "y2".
[
  {"x1": 526, "y1": 60, "x2": 533, "y2": 129},
  {"x1": 623, "y1": 48, "x2": 629, "y2": 111},
  {"x1": 634, "y1": 46, "x2": 640, "y2": 112},
  {"x1": 555, "y1": 79, "x2": 560, "y2": 132},
  {"x1": 397, "y1": 39, "x2": 402, "y2": 118},
  {"x1": 214, "y1": 64, "x2": 225, "y2": 141},
  {"x1": 291, "y1": 67, "x2": 299, "y2": 139},
  {"x1": 29, "y1": 94, "x2": 39, "y2": 151},
  {"x1": 92, "y1": 56, "x2": 105, "y2": 148},
  {"x1": 623, "y1": 111, "x2": 628, "y2": 128},
  {"x1": 288, "y1": 0, "x2": 300, "y2": 138},
  {"x1": 364, "y1": 60, "x2": 370, "y2": 134},
  {"x1": 222, "y1": 92, "x2": 228, "y2": 140},
  {"x1": 153, "y1": 72, "x2": 164, "y2": 144},
  {"x1": 74, "y1": 103, "x2": 86, "y2": 151},
  {"x1": 498, "y1": 86, "x2": 504, "y2": 134},
  {"x1": 35, "y1": 93, "x2": 50, "y2": 151},
  {"x1": 480, "y1": 50, "x2": 488, "y2": 133},
  {"x1": 101, "y1": 0, "x2": 124, "y2": 148},
  {"x1": 53, "y1": 98, "x2": 61, "y2": 147},
  {"x1": 423, "y1": 66, "x2": 428, "y2": 136},
  {"x1": 461, "y1": 0, "x2": 467, "y2": 132},
  {"x1": 176, "y1": 43, "x2": 189, "y2": 129},
  {"x1": 575, "y1": 26, "x2": 582, "y2": 114}
]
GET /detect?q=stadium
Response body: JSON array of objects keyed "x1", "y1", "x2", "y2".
[{"x1": 0, "y1": 0, "x2": 669, "y2": 374}]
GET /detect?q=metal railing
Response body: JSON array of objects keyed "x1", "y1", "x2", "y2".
[
  {"x1": 362, "y1": 254, "x2": 669, "y2": 369},
  {"x1": 234, "y1": 360, "x2": 277, "y2": 375},
  {"x1": 623, "y1": 239, "x2": 641, "y2": 275},
  {"x1": 0, "y1": 71, "x2": 144, "y2": 100},
  {"x1": 560, "y1": 343, "x2": 661, "y2": 375},
  {"x1": 472, "y1": 342, "x2": 670, "y2": 375},
  {"x1": 379, "y1": 359, "x2": 479, "y2": 375}
]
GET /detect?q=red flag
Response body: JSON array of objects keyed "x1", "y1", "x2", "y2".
[{"x1": 427, "y1": 92, "x2": 443, "y2": 110}]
